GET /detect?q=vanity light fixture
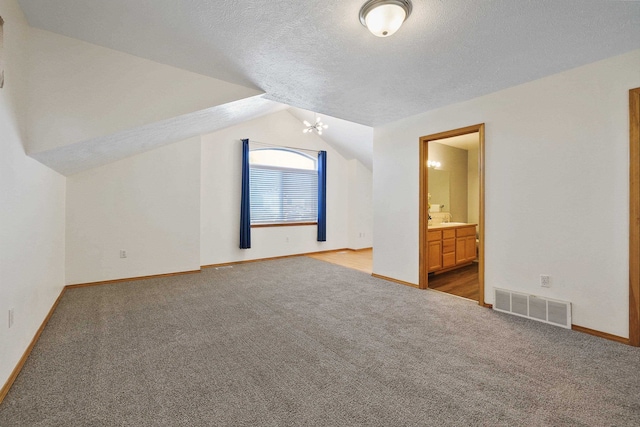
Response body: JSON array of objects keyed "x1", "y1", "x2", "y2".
[
  {"x1": 359, "y1": 0, "x2": 413, "y2": 37},
  {"x1": 303, "y1": 116, "x2": 328, "y2": 135},
  {"x1": 427, "y1": 160, "x2": 441, "y2": 168}
]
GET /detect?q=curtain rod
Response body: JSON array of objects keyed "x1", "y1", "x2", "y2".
[{"x1": 248, "y1": 140, "x2": 321, "y2": 155}]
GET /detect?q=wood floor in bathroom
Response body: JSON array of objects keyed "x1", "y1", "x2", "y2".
[{"x1": 428, "y1": 263, "x2": 479, "y2": 301}]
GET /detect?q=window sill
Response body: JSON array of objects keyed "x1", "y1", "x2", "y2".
[{"x1": 251, "y1": 222, "x2": 317, "y2": 228}]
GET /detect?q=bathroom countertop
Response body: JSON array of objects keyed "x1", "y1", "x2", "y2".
[{"x1": 428, "y1": 222, "x2": 477, "y2": 229}]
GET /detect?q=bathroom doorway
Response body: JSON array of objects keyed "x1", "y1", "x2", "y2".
[{"x1": 419, "y1": 124, "x2": 485, "y2": 306}]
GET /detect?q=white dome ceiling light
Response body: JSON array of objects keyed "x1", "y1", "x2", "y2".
[{"x1": 359, "y1": 0, "x2": 413, "y2": 37}]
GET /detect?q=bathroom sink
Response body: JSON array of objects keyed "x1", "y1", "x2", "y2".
[{"x1": 429, "y1": 222, "x2": 469, "y2": 228}]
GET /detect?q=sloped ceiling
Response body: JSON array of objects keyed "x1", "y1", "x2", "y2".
[
  {"x1": 17, "y1": 0, "x2": 640, "y2": 126},
  {"x1": 31, "y1": 96, "x2": 288, "y2": 175},
  {"x1": 288, "y1": 108, "x2": 373, "y2": 170},
  {"x1": 16, "y1": 0, "x2": 639, "y2": 175}
]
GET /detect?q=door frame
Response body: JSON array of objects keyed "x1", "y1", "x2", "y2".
[
  {"x1": 419, "y1": 124, "x2": 486, "y2": 306},
  {"x1": 630, "y1": 88, "x2": 640, "y2": 346}
]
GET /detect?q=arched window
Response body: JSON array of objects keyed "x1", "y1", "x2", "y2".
[{"x1": 249, "y1": 148, "x2": 318, "y2": 225}]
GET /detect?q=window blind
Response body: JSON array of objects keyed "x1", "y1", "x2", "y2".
[{"x1": 250, "y1": 165, "x2": 318, "y2": 224}]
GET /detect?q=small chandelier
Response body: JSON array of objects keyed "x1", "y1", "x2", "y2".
[
  {"x1": 359, "y1": 0, "x2": 412, "y2": 37},
  {"x1": 303, "y1": 116, "x2": 328, "y2": 135},
  {"x1": 427, "y1": 160, "x2": 441, "y2": 168}
]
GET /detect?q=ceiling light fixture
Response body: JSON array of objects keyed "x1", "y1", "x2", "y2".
[
  {"x1": 303, "y1": 116, "x2": 328, "y2": 135},
  {"x1": 359, "y1": 0, "x2": 412, "y2": 37}
]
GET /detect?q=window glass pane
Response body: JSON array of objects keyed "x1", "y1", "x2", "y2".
[
  {"x1": 249, "y1": 148, "x2": 318, "y2": 224},
  {"x1": 250, "y1": 168, "x2": 283, "y2": 223},
  {"x1": 281, "y1": 169, "x2": 317, "y2": 221},
  {"x1": 250, "y1": 148, "x2": 316, "y2": 170}
]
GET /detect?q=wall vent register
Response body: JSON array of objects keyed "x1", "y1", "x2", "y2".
[{"x1": 494, "y1": 288, "x2": 571, "y2": 329}]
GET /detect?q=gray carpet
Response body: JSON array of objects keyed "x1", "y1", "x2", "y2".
[{"x1": 1, "y1": 257, "x2": 639, "y2": 426}]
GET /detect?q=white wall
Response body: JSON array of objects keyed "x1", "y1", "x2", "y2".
[
  {"x1": 201, "y1": 110, "x2": 350, "y2": 265},
  {"x1": 0, "y1": 0, "x2": 66, "y2": 388},
  {"x1": 65, "y1": 137, "x2": 201, "y2": 284},
  {"x1": 374, "y1": 50, "x2": 640, "y2": 337},
  {"x1": 347, "y1": 159, "x2": 373, "y2": 250},
  {"x1": 26, "y1": 28, "x2": 260, "y2": 153}
]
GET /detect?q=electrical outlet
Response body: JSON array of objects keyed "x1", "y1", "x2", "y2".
[
  {"x1": 120, "y1": 250, "x2": 127, "y2": 258},
  {"x1": 8, "y1": 308, "x2": 14, "y2": 328},
  {"x1": 285, "y1": 236, "x2": 289, "y2": 243},
  {"x1": 540, "y1": 275, "x2": 551, "y2": 288}
]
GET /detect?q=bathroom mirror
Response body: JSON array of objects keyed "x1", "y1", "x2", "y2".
[{"x1": 428, "y1": 169, "x2": 450, "y2": 212}]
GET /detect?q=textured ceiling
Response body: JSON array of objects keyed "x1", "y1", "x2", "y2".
[
  {"x1": 288, "y1": 107, "x2": 373, "y2": 170},
  {"x1": 17, "y1": 0, "x2": 640, "y2": 127},
  {"x1": 31, "y1": 96, "x2": 288, "y2": 176}
]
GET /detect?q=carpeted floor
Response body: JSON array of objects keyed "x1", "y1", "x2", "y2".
[{"x1": 1, "y1": 257, "x2": 639, "y2": 426}]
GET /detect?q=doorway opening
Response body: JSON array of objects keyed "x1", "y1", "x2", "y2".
[{"x1": 419, "y1": 124, "x2": 485, "y2": 306}]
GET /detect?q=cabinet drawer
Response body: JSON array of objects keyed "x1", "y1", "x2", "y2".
[
  {"x1": 442, "y1": 238, "x2": 455, "y2": 253},
  {"x1": 443, "y1": 229, "x2": 456, "y2": 239},
  {"x1": 428, "y1": 230, "x2": 442, "y2": 241},
  {"x1": 456, "y1": 226, "x2": 476, "y2": 237}
]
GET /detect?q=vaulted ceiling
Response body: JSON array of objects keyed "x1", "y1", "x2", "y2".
[
  {"x1": 16, "y1": 0, "x2": 640, "y2": 174},
  {"x1": 18, "y1": 0, "x2": 639, "y2": 126}
]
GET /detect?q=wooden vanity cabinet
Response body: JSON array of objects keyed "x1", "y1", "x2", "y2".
[
  {"x1": 428, "y1": 224, "x2": 477, "y2": 274},
  {"x1": 427, "y1": 230, "x2": 442, "y2": 272},
  {"x1": 442, "y1": 229, "x2": 456, "y2": 268},
  {"x1": 455, "y1": 226, "x2": 477, "y2": 264}
]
